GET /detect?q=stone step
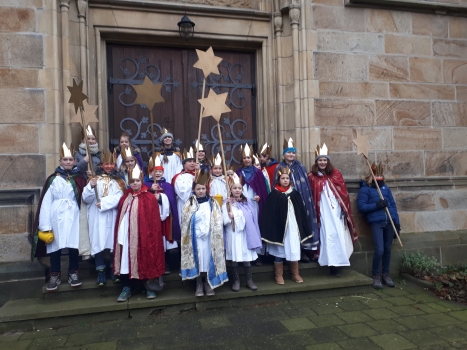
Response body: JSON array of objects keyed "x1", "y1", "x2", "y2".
[{"x1": 0, "y1": 268, "x2": 372, "y2": 325}]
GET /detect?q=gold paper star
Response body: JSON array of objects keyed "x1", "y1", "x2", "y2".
[
  {"x1": 70, "y1": 100, "x2": 99, "y2": 124},
  {"x1": 193, "y1": 47, "x2": 223, "y2": 78},
  {"x1": 67, "y1": 79, "x2": 88, "y2": 114},
  {"x1": 132, "y1": 76, "x2": 165, "y2": 110},
  {"x1": 199, "y1": 89, "x2": 231, "y2": 122},
  {"x1": 353, "y1": 132, "x2": 370, "y2": 158}
]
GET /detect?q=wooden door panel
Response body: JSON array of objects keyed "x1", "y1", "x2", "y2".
[{"x1": 107, "y1": 45, "x2": 256, "y2": 166}]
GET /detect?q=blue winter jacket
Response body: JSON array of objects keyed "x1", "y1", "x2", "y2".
[{"x1": 357, "y1": 180, "x2": 399, "y2": 226}]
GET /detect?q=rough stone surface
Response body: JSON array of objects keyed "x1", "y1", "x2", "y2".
[
  {"x1": 409, "y1": 57, "x2": 443, "y2": 83},
  {"x1": 366, "y1": 9, "x2": 412, "y2": 34},
  {"x1": 432, "y1": 102, "x2": 467, "y2": 126},
  {"x1": 352, "y1": 127, "x2": 392, "y2": 150},
  {"x1": 436, "y1": 190, "x2": 467, "y2": 210},
  {"x1": 317, "y1": 31, "x2": 383, "y2": 53},
  {"x1": 6, "y1": 34, "x2": 43, "y2": 68},
  {"x1": 173, "y1": 0, "x2": 257, "y2": 8},
  {"x1": 390, "y1": 83, "x2": 455, "y2": 100},
  {"x1": 319, "y1": 82, "x2": 388, "y2": 99},
  {"x1": 393, "y1": 128, "x2": 442, "y2": 150},
  {"x1": 0, "y1": 8, "x2": 35, "y2": 33},
  {"x1": 433, "y1": 39, "x2": 467, "y2": 59},
  {"x1": 0, "y1": 68, "x2": 39, "y2": 88},
  {"x1": 314, "y1": 52, "x2": 368, "y2": 81},
  {"x1": 0, "y1": 155, "x2": 46, "y2": 189},
  {"x1": 457, "y1": 86, "x2": 467, "y2": 101},
  {"x1": 443, "y1": 60, "x2": 467, "y2": 84},
  {"x1": 0, "y1": 124, "x2": 38, "y2": 153},
  {"x1": 412, "y1": 13, "x2": 448, "y2": 38},
  {"x1": 312, "y1": 5, "x2": 365, "y2": 32},
  {"x1": 320, "y1": 128, "x2": 354, "y2": 152},
  {"x1": 449, "y1": 17, "x2": 467, "y2": 39},
  {"x1": 0, "y1": 233, "x2": 30, "y2": 263},
  {"x1": 375, "y1": 100, "x2": 431, "y2": 126},
  {"x1": 394, "y1": 192, "x2": 436, "y2": 211},
  {"x1": 415, "y1": 210, "x2": 467, "y2": 232},
  {"x1": 385, "y1": 35, "x2": 431, "y2": 56},
  {"x1": 0, "y1": 206, "x2": 31, "y2": 235},
  {"x1": 369, "y1": 55, "x2": 409, "y2": 82},
  {"x1": 315, "y1": 99, "x2": 375, "y2": 126},
  {"x1": 443, "y1": 128, "x2": 467, "y2": 149},
  {"x1": 425, "y1": 151, "x2": 467, "y2": 176},
  {"x1": 0, "y1": 89, "x2": 45, "y2": 123},
  {"x1": 376, "y1": 151, "x2": 424, "y2": 177}
]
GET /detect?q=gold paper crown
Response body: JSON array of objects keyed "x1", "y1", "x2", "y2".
[
  {"x1": 277, "y1": 165, "x2": 291, "y2": 179},
  {"x1": 194, "y1": 168, "x2": 210, "y2": 186},
  {"x1": 60, "y1": 143, "x2": 75, "y2": 159},
  {"x1": 241, "y1": 143, "x2": 253, "y2": 158},
  {"x1": 101, "y1": 149, "x2": 116, "y2": 164},
  {"x1": 228, "y1": 172, "x2": 243, "y2": 187},
  {"x1": 370, "y1": 162, "x2": 384, "y2": 177},
  {"x1": 182, "y1": 147, "x2": 195, "y2": 161},
  {"x1": 122, "y1": 146, "x2": 135, "y2": 160},
  {"x1": 194, "y1": 139, "x2": 205, "y2": 152},
  {"x1": 283, "y1": 137, "x2": 294, "y2": 150},
  {"x1": 253, "y1": 154, "x2": 260, "y2": 166},
  {"x1": 128, "y1": 163, "x2": 143, "y2": 181},
  {"x1": 148, "y1": 153, "x2": 163, "y2": 175},
  {"x1": 260, "y1": 142, "x2": 272, "y2": 156},
  {"x1": 315, "y1": 143, "x2": 329, "y2": 158},
  {"x1": 162, "y1": 127, "x2": 169, "y2": 134},
  {"x1": 80, "y1": 125, "x2": 96, "y2": 140},
  {"x1": 212, "y1": 153, "x2": 223, "y2": 167}
]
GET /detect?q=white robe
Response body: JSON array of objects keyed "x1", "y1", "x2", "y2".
[
  {"x1": 242, "y1": 184, "x2": 263, "y2": 255},
  {"x1": 267, "y1": 198, "x2": 301, "y2": 262},
  {"x1": 159, "y1": 153, "x2": 183, "y2": 185},
  {"x1": 318, "y1": 181, "x2": 354, "y2": 267},
  {"x1": 117, "y1": 202, "x2": 131, "y2": 274},
  {"x1": 222, "y1": 203, "x2": 258, "y2": 262},
  {"x1": 158, "y1": 193, "x2": 178, "y2": 251},
  {"x1": 38, "y1": 176, "x2": 80, "y2": 254},
  {"x1": 82, "y1": 177, "x2": 123, "y2": 255},
  {"x1": 194, "y1": 201, "x2": 212, "y2": 272},
  {"x1": 174, "y1": 172, "x2": 194, "y2": 227},
  {"x1": 209, "y1": 176, "x2": 228, "y2": 202}
]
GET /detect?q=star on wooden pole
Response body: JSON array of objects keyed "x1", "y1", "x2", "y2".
[
  {"x1": 352, "y1": 132, "x2": 370, "y2": 159},
  {"x1": 199, "y1": 89, "x2": 231, "y2": 122},
  {"x1": 70, "y1": 100, "x2": 99, "y2": 124},
  {"x1": 67, "y1": 79, "x2": 88, "y2": 114},
  {"x1": 193, "y1": 47, "x2": 223, "y2": 78}
]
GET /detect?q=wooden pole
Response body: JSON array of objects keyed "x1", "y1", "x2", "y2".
[
  {"x1": 365, "y1": 157, "x2": 403, "y2": 247},
  {"x1": 80, "y1": 107, "x2": 99, "y2": 201},
  {"x1": 150, "y1": 109, "x2": 155, "y2": 154},
  {"x1": 217, "y1": 122, "x2": 235, "y2": 231},
  {"x1": 196, "y1": 78, "x2": 206, "y2": 163}
]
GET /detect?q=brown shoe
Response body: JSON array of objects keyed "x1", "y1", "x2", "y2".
[
  {"x1": 290, "y1": 261, "x2": 303, "y2": 283},
  {"x1": 204, "y1": 282, "x2": 215, "y2": 296},
  {"x1": 274, "y1": 262, "x2": 284, "y2": 285},
  {"x1": 195, "y1": 282, "x2": 204, "y2": 297}
]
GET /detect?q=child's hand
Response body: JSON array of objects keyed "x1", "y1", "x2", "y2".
[
  {"x1": 195, "y1": 163, "x2": 200, "y2": 170},
  {"x1": 96, "y1": 202, "x2": 101, "y2": 209},
  {"x1": 253, "y1": 195, "x2": 260, "y2": 202},
  {"x1": 151, "y1": 184, "x2": 158, "y2": 192},
  {"x1": 228, "y1": 211, "x2": 234, "y2": 219},
  {"x1": 89, "y1": 177, "x2": 98, "y2": 188},
  {"x1": 86, "y1": 170, "x2": 92, "y2": 177}
]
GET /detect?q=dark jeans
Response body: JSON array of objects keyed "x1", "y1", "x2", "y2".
[
  {"x1": 371, "y1": 222, "x2": 393, "y2": 276},
  {"x1": 50, "y1": 248, "x2": 79, "y2": 274},
  {"x1": 95, "y1": 250, "x2": 114, "y2": 271}
]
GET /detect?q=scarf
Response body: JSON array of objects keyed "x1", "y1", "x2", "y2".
[
  {"x1": 274, "y1": 184, "x2": 291, "y2": 193},
  {"x1": 196, "y1": 195, "x2": 210, "y2": 204},
  {"x1": 241, "y1": 166, "x2": 256, "y2": 182},
  {"x1": 79, "y1": 143, "x2": 100, "y2": 156}
]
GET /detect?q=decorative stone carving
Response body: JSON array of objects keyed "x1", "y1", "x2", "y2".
[
  {"x1": 76, "y1": 0, "x2": 87, "y2": 19},
  {"x1": 274, "y1": 12, "x2": 283, "y2": 35},
  {"x1": 176, "y1": 0, "x2": 257, "y2": 9},
  {"x1": 288, "y1": 3, "x2": 300, "y2": 26}
]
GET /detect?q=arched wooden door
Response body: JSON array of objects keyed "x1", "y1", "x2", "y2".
[{"x1": 107, "y1": 45, "x2": 256, "y2": 166}]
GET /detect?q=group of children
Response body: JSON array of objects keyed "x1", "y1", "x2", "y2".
[{"x1": 31, "y1": 126, "x2": 401, "y2": 301}]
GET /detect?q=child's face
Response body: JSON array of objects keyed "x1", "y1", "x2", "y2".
[
  {"x1": 184, "y1": 160, "x2": 196, "y2": 171},
  {"x1": 284, "y1": 151, "x2": 295, "y2": 162},
  {"x1": 226, "y1": 170, "x2": 234, "y2": 178},
  {"x1": 211, "y1": 165, "x2": 223, "y2": 176},
  {"x1": 259, "y1": 154, "x2": 269, "y2": 163},
  {"x1": 242, "y1": 156, "x2": 252, "y2": 167},
  {"x1": 279, "y1": 174, "x2": 290, "y2": 187},
  {"x1": 194, "y1": 184, "x2": 206, "y2": 198},
  {"x1": 60, "y1": 157, "x2": 75, "y2": 170},
  {"x1": 198, "y1": 151, "x2": 205, "y2": 160},
  {"x1": 125, "y1": 157, "x2": 136, "y2": 170},
  {"x1": 163, "y1": 137, "x2": 172, "y2": 146},
  {"x1": 102, "y1": 162, "x2": 115, "y2": 174},
  {"x1": 230, "y1": 184, "x2": 243, "y2": 198},
  {"x1": 86, "y1": 135, "x2": 97, "y2": 145},
  {"x1": 130, "y1": 179, "x2": 142, "y2": 191},
  {"x1": 317, "y1": 157, "x2": 328, "y2": 170},
  {"x1": 119, "y1": 137, "x2": 130, "y2": 148},
  {"x1": 152, "y1": 169, "x2": 164, "y2": 180}
]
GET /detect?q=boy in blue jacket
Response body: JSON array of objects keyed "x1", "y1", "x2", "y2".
[{"x1": 357, "y1": 163, "x2": 400, "y2": 290}]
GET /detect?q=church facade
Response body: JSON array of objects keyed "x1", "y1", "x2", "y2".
[{"x1": 1, "y1": 0, "x2": 467, "y2": 272}]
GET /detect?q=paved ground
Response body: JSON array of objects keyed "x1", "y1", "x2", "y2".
[{"x1": 1, "y1": 281, "x2": 467, "y2": 350}]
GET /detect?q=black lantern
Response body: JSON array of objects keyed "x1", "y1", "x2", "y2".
[{"x1": 177, "y1": 14, "x2": 195, "y2": 41}]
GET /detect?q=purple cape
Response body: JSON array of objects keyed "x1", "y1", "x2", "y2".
[
  {"x1": 144, "y1": 177, "x2": 181, "y2": 241},
  {"x1": 236, "y1": 166, "x2": 268, "y2": 220},
  {"x1": 237, "y1": 201, "x2": 262, "y2": 250}
]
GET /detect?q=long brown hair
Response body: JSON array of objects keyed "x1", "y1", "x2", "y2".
[{"x1": 311, "y1": 159, "x2": 335, "y2": 175}]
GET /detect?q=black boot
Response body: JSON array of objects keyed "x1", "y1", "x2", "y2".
[
  {"x1": 244, "y1": 266, "x2": 258, "y2": 291},
  {"x1": 231, "y1": 266, "x2": 240, "y2": 292},
  {"x1": 372, "y1": 275, "x2": 383, "y2": 290},
  {"x1": 330, "y1": 266, "x2": 340, "y2": 277},
  {"x1": 382, "y1": 273, "x2": 395, "y2": 288}
]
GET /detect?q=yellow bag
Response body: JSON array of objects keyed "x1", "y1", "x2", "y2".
[
  {"x1": 38, "y1": 230, "x2": 54, "y2": 244},
  {"x1": 213, "y1": 194, "x2": 223, "y2": 208}
]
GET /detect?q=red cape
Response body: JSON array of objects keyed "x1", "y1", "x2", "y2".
[
  {"x1": 308, "y1": 169, "x2": 358, "y2": 242},
  {"x1": 113, "y1": 186, "x2": 165, "y2": 279},
  {"x1": 264, "y1": 163, "x2": 278, "y2": 188}
]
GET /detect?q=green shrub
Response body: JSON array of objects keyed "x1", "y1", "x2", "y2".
[
  {"x1": 401, "y1": 251, "x2": 440, "y2": 278},
  {"x1": 425, "y1": 264, "x2": 467, "y2": 302}
]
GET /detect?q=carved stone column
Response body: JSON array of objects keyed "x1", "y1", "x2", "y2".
[
  {"x1": 274, "y1": 11, "x2": 284, "y2": 150},
  {"x1": 59, "y1": 0, "x2": 72, "y2": 144},
  {"x1": 76, "y1": 0, "x2": 88, "y2": 95},
  {"x1": 289, "y1": 3, "x2": 301, "y2": 158}
]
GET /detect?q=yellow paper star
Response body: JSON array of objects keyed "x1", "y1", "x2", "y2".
[
  {"x1": 67, "y1": 79, "x2": 88, "y2": 114},
  {"x1": 353, "y1": 132, "x2": 370, "y2": 158},
  {"x1": 199, "y1": 89, "x2": 231, "y2": 122},
  {"x1": 132, "y1": 76, "x2": 165, "y2": 110},
  {"x1": 70, "y1": 100, "x2": 99, "y2": 124},
  {"x1": 193, "y1": 47, "x2": 223, "y2": 78}
]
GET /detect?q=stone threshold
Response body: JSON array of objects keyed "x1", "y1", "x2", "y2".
[{"x1": 0, "y1": 269, "x2": 372, "y2": 324}]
